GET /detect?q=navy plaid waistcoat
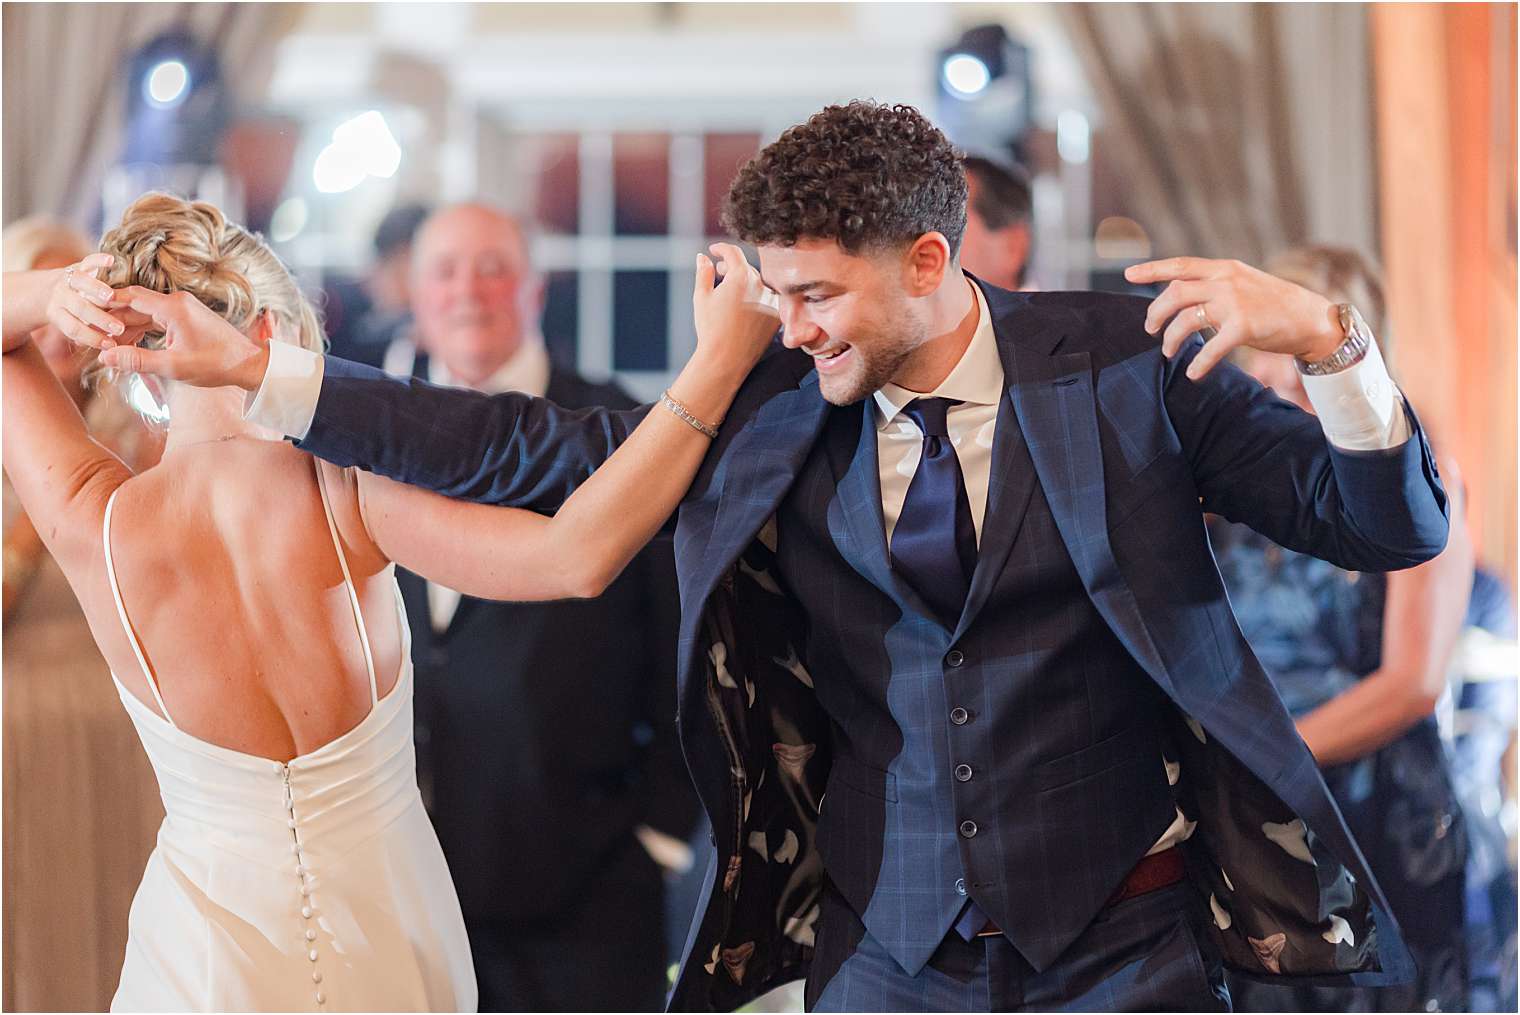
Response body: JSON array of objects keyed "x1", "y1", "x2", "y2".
[{"x1": 774, "y1": 397, "x2": 1178, "y2": 976}]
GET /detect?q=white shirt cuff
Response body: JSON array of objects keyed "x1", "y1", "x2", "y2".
[
  {"x1": 1300, "y1": 336, "x2": 1411, "y2": 451},
  {"x1": 243, "y1": 341, "x2": 324, "y2": 440}
]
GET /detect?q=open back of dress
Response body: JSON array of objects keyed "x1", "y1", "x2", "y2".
[{"x1": 103, "y1": 460, "x2": 476, "y2": 1012}]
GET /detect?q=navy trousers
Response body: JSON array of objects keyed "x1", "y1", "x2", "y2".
[{"x1": 806, "y1": 877, "x2": 1231, "y2": 1012}]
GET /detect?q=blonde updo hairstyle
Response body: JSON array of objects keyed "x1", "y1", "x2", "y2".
[{"x1": 97, "y1": 193, "x2": 325, "y2": 359}]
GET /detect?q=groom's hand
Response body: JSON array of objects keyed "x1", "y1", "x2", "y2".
[
  {"x1": 1125, "y1": 257, "x2": 1345, "y2": 381},
  {"x1": 96, "y1": 287, "x2": 270, "y2": 392}
]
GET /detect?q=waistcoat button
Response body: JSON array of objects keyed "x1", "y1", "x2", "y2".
[
  {"x1": 954, "y1": 877, "x2": 967, "y2": 896},
  {"x1": 960, "y1": 820, "x2": 978, "y2": 838},
  {"x1": 949, "y1": 707, "x2": 969, "y2": 725},
  {"x1": 954, "y1": 764, "x2": 973, "y2": 782},
  {"x1": 946, "y1": 650, "x2": 965, "y2": 668}
]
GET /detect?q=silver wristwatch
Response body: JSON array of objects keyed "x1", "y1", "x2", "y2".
[{"x1": 1296, "y1": 303, "x2": 1374, "y2": 376}]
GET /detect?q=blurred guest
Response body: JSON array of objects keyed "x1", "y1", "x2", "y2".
[
  {"x1": 323, "y1": 202, "x2": 430, "y2": 367},
  {"x1": 959, "y1": 155, "x2": 1033, "y2": 290},
  {"x1": 1, "y1": 216, "x2": 164, "y2": 1010},
  {"x1": 1450, "y1": 559, "x2": 1518, "y2": 1012},
  {"x1": 383, "y1": 202, "x2": 698, "y2": 1011},
  {"x1": 1214, "y1": 244, "x2": 1474, "y2": 1013}
]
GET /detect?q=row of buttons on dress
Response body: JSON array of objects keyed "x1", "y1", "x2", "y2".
[{"x1": 281, "y1": 764, "x2": 326, "y2": 1008}]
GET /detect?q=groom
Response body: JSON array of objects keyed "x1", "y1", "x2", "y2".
[{"x1": 105, "y1": 101, "x2": 1446, "y2": 1011}]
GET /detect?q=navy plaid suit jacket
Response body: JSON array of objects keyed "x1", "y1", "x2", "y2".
[{"x1": 296, "y1": 279, "x2": 1448, "y2": 1011}]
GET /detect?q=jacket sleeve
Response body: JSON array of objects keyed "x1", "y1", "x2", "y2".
[
  {"x1": 295, "y1": 356, "x2": 645, "y2": 512},
  {"x1": 1165, "y1": 333, "x2": 1449, "y2": 572}
]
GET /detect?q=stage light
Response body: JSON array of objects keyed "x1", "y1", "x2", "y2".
[
  {"x1": 333, "y1": 111, "x2": 402, "y2": 179},
  {"x1": 121, "y1": 31, "x2": 228, "y2": 168},
  {"x1": 313, "y1": 111, "x2": 402, "y2": 194},
  {"x1": 144, "y1": 60, "x2": 190, "y2": 108},
  {"x1": 935, "y1": 24, "x2": 1033, "y2": 160},
  {"x1": 943, "y1": 54, "x2": 992, "y2": 98},
  {"x1": 313, "y1": 144, "x2": 367, "y2": 194}
]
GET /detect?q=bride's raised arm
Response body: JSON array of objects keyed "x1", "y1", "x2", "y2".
[
  {"x1": 2, "y1": 257, "x2": 136, "y2": 571},
  {"x1": 347, "y1": 243, "x2": 776, "y2": 601}
]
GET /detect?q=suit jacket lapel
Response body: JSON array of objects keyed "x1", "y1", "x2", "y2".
[
  {"x1": 698, "y1": 375, "x2": 832, "y2": 589},
  {"x1": 952, "y1": 391, "x2": 1037, "y2": 640},
  {"x1": 1001, "y1": 301, "x2": 1170, "y2": 684}
]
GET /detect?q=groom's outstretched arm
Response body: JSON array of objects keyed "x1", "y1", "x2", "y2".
[
  {"x1": 279, "y1": 348, "x2": 643, "y2": 510},
  {"x1": 98, "y1": 286, "x2": 643, "y2": 512}
]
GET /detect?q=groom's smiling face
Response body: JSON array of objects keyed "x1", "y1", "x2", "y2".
[{"x1": 759, "y1": 238, "x2": 930, "y2": 406}]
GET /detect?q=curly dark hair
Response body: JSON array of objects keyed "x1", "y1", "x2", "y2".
[{"x1": 721, "y1": 101, "x2": 968, "y2": 256}]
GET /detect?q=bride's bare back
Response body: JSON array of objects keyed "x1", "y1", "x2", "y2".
[
  {"x1": 5, "y1": 197, "x2": 771, "y2": 767},
  {"x1": 83, "y1": 439, "x2": 401, "y2": 762}
]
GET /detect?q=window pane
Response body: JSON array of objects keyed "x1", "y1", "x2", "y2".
[
  {"x1": 529, "y1": 134, "x2": 580, "y2": 235},
  {"x1": 613, "y1": 270, "x2": 668, "y2": 371},
  {"x1": 614, "y1": 133, "x2": 669, "y2": 236},
  {"x1": 704, "y1": 133, "x2": 761, "y2": 236},
  {"x1": 541, "y1": 270, "x2": 579, "y2": 367}
]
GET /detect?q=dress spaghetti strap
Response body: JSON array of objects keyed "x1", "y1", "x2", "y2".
[
  {"x1": 103, "y1": 486, "x2": 177, "y2": 727},
  {"x1": 313, "y1": 461, "x2": 380, "y2": 706}
]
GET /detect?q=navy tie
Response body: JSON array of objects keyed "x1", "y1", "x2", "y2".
[
  {"x1": 890, "y1": 398, "x2": 992, "y2": 941},
  {"x1": 889, "y1": 398, "x2": 978, "y2": 629}
]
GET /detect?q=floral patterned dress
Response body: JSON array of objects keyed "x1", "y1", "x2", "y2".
[{"x1": 1207, "y1": 519, "x2": 1468, "y2": 1013}]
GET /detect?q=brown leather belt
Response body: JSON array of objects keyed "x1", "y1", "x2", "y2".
[{"x1": 975, "y1": 846, "x2": 1186, "y2": 937}]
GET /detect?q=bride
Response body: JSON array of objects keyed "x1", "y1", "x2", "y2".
[{"x1": 1, "y1": 193, "x2": 777, "y2": 1012}]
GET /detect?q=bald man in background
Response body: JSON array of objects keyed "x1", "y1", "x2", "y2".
[{"x1": 380, "y1": 203, "x2": 697, "y2": 1011}]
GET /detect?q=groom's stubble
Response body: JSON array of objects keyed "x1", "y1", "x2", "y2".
[{"x1": 816, "y1": 306, "x2": 928, "y2": 406}]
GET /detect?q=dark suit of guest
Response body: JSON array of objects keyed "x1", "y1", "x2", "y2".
[
  {"x1": 286, "y1": 278, "x2": 1447, "y2": 1011},
  {"x1": 387, "y1": 345, "x2": 697, "y2": 1012}
]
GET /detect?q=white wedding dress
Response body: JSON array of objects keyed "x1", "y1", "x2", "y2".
[{"x1": 102, "y1": 465, "x2": 477, "y2": 1012}]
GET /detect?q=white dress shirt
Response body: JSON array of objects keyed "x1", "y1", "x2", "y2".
[{"x1": 246, "y1": 279, "x2": 1413, "y2": 859}]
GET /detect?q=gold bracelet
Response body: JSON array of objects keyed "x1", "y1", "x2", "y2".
[{"x1": 659, "y1": 390, "x2": 720, "y2": 439}]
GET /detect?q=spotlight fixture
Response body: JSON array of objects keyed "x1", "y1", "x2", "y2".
[
  {"x1": 935, "y1": 23, "x2": 1035, "y2": 162},
  {"x1": 122, "y1": 30, "x2": 228, "y2": 166},
  {"x1": 312, "y1": 111, "x2": 403, "y2": 195},
  {"x1": 943, "y1": 54, "x2": 992, "y2": 98},
  {"x1": 144, "y1": 59, "x2": 190, "y2": 108}
]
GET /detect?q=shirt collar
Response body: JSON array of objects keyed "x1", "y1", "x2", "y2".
[
  {"x1": 429, "y1": 334, "x2": 551, "y2": 398},
  {"x1": 873, "y1": 276, "x2": 1004, "y2": 429}
]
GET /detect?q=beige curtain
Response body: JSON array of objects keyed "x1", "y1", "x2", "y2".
[
  {"x1": 1, "y1": 2, "x2": 302, "y2": 230},
  {"x1": 1063, "y1": 3, "x2": 1378, "y2": 263}
]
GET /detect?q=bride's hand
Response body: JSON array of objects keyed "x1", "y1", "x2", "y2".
[
  {"x1": 691, "y1": 243, "x2": 779, "y2": 382},
  {"x1": 96, "y1": 286, "x2": 270, "y2": 391},
  {"x1": 3, "y1": 254, "x2": 146, "y2": 353}
]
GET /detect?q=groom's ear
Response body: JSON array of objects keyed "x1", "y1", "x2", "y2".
[{"x1": 903, "y1": 232, "x2": 952, "y2": 296}]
